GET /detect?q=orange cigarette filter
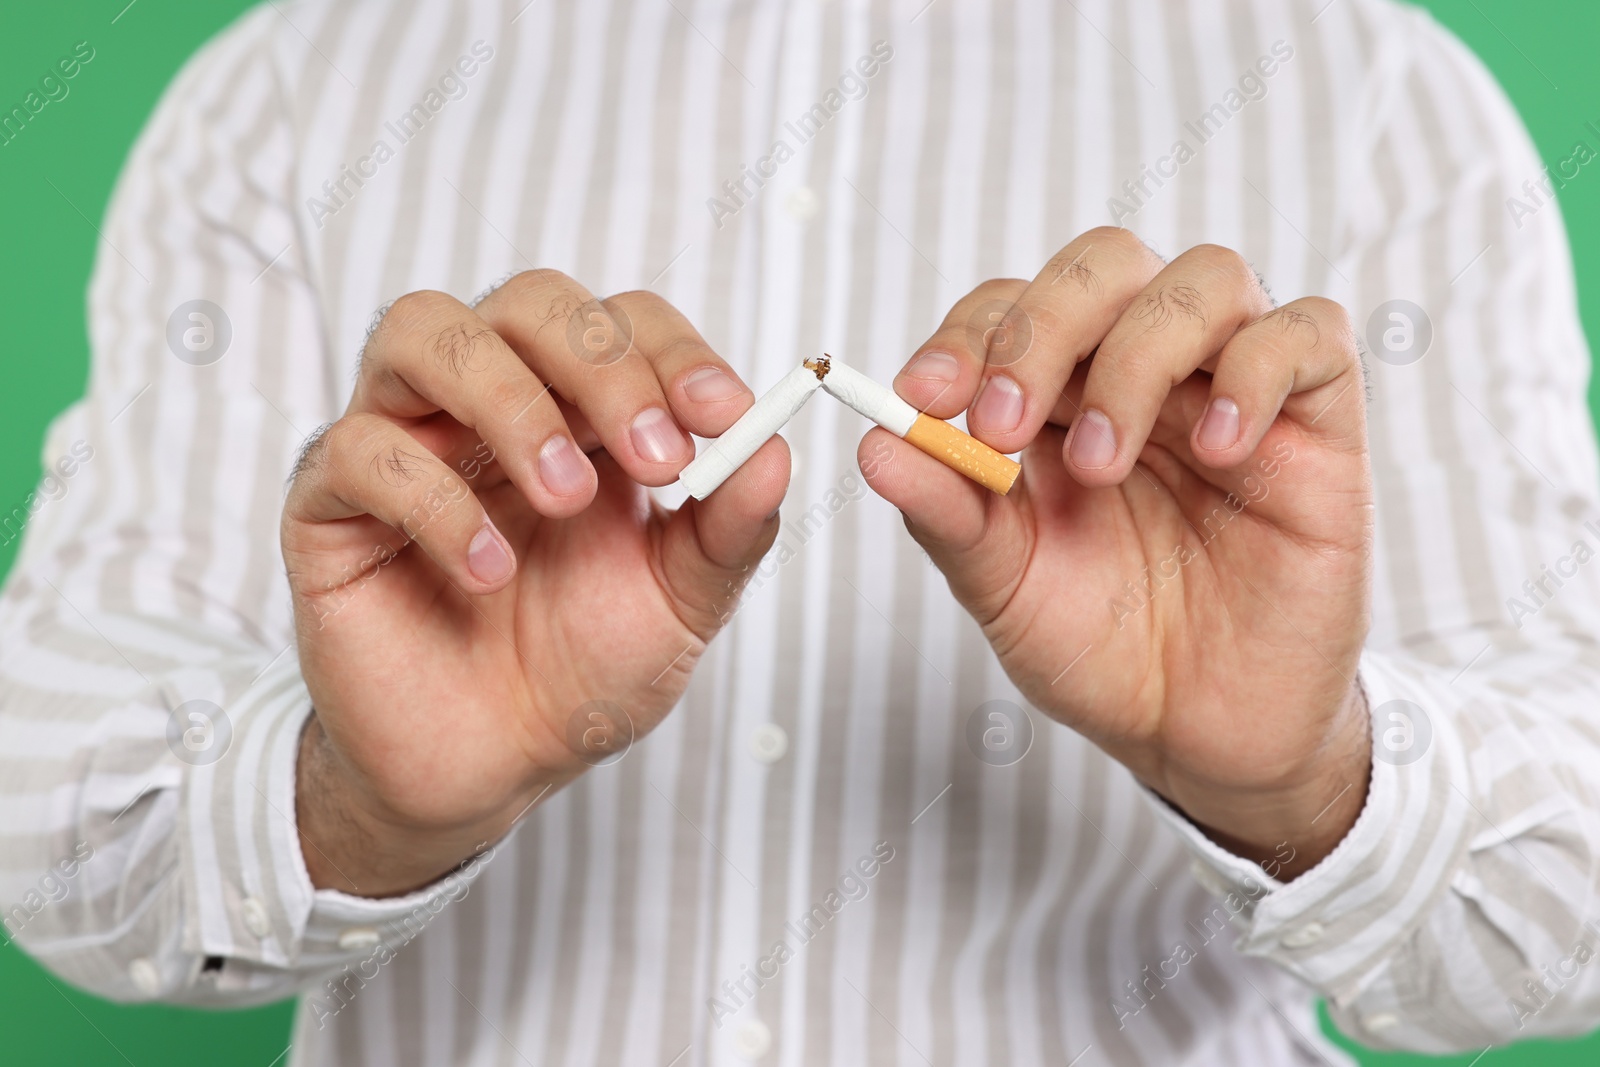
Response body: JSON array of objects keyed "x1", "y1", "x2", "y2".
[
  {"x1": 902, "y1": 412, "x2": 1021, "y2": 494},
  {"x1": 810, "y1": 355, "x2": 1021, "y2": 495}
]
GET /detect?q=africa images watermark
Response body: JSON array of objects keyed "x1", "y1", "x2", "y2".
[
  {"x1": 1508, "y1": 920, "x2": 1600, "y2": 1031},
  {"x1": 1106, "y1": 40, "x2": 1295, "y2": 225},
  {"x1": 0, "y1": 40, "x2": 97, "y2": 149},
  {"x1": 1505, "y1": 119, "x2": 1600, "y2": 231},
  {"x1": 305, "y1": 40, "x2": 496, "y2": 230},
  {"x1": 1107, "y1": 441, "x2": 1294, "y2": 630},
  {"x1": 306, "y1": 470, "x2": 471, "y2": 629},
  {"x1": 306, "y1": 841, "x2": 496, "y2": 1028},
  {"x1": 705, "y1": 437, "x2": 897, "y2": 633},
  {"x1": 302, "y1": 427, "x2": 496, "y2": 629},
  {"x1": 705, "y1": 40, "x2": 895, "y2": 229},
  {"x1": 2, "y1": 841, "x2": 95, "y2": 939},
  {"x1": 737, "y1": 437, "x2": 894, "y2": 600},
  {"x1": 1504, "y1": 516, "x2": 1600, "y2": 629},
  {"x1": 1111, "y1": 842, "x2": 1297, "y2": 1031},
  {"x1": 0, "y1": 440, "x2": 95, "y2": 551}
]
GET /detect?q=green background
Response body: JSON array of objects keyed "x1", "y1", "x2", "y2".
[{"x1": 1, "y1": 0, "x2": 1597, "y2": 1063}]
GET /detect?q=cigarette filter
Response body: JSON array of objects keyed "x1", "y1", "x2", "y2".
[
  {"x1": 821, "y1": 357, "x2": 1022, "y2": 495},
  {"x1": 678, "y1": 361, "x2": 825, "y2": 499}
]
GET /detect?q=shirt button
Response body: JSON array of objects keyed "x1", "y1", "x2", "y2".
[
  {"x1": 784, "y1": 187, "x2": 819, "y2": 221},
  {"x1": 749, "y1": 723, "x2": 789, "y2": 763},
  {"x1": 1280, "y1": 921, "x2": 1325, "y2": 948},
  {"x1": 337, "y1": 926, "x2": 382, "y2": 952},
  {"x1": 240, "y1": 896, "x2": 271, "y2": 939},
  {"x1": 733, "y1": 1018, "x2": 773, "y2": 1059},
  {"x1": 129, "y1": 957, "x2": 161, "y2": 996},
  {"x1": 1363, "y1": 1011, "x2": 1400, "y2": 1033}
]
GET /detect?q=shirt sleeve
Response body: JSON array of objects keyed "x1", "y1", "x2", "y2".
[
  {"x1": 1153, "y1": 5, "x2": 1600, "y2": 1053},
  {"x1": 0, "y1": 8, "x2": 487, "y2": 1007}
]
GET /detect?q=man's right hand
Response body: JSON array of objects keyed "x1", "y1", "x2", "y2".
[{"x1": 281, "y1": 273, "x2": 787, "y2": 897}]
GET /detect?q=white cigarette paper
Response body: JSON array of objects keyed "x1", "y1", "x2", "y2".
[
  {"x1": 818, "y1": 359, "x2": 918, "y2": 436},
  {"x1": 678, "y1": 362, "x2": 825, "y2": 500},
  {"x1": 823, "y1": 356, "x2": 1023, "y2": 495}
]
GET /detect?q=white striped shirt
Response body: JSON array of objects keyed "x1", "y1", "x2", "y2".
[{"x1": 5, "y1": 0, "x2": 1600, "y2": 1064}]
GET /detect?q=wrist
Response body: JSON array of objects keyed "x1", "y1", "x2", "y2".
[
  {"x1": 1157, "y1": 678, "x2": 1372, "y2": 881},
  {"x1": 294, "y1": 715, "x2": 550, "y2": 896}
]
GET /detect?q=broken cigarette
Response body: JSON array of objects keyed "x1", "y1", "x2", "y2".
[
  {"x1": 678, "y1": 360, "x2": 826, "y2": 500},
  {"x1": 821, "y1": 356, "x2": 1021, "y2": 495}
]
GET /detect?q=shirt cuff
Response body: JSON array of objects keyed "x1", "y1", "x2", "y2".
[
  {"x1": 176, "y1": 648, "x2": 495, "y2": 982},
  {"x1": 1142, "y1": 648, "x2": 1475, "y2": 1007}
]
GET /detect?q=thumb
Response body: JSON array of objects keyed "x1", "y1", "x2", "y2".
[
  {"x1": 657, "y1": 434, "x2": 791, "y2": 636},
  {"x1": 857, "y1": 427, "x2": 1031, "y2": 623}
]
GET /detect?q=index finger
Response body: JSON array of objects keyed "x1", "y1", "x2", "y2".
[
  {"x1": 928, "y1": 230, "x2": 1164, "y2": 454},
  {"x1": 353, "y1": 290, "x2": 597, "y2": 515}
]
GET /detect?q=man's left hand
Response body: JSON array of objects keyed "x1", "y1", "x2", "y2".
[{"x1": 863, "y1": 227, "x2": 1374, "y2": 879}]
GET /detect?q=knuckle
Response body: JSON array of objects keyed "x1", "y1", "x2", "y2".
[
  {"x1": 363, "y1": 300, "x2": 395, "y2": 346},
  {"x1": 1130, "y1": 282, "x2": 1209, "y2": 332},
  {"x1": 502, "y1": 269, "x2": 588, "y2": 337},
  {"x1": 653, "y1": 333, "x2": 714, "y2": 365},
  {"x1": 384, "y1": 290, "x2": 457, "y2": 336},
  {"x1": 1187, "y1": 244, "x2": 1256, "y2": 289},
  {"x1": 1260, "y1": 304, "x2": 1320, "y2": 344},
  {"x1": 429, "y1": 321, "x2": 498, "y2": 376},
  {"x1": 357, "y1": 307, "x2": 396, "y2": 378},
  {"x1": 1068, "y1": 230, "x2": 1163, "y2": 296},
  {"x1": 470, "y1": 270, "x2": 521, "y2": 308},
  {"x1": 398, "y1": 472, "x2": 472, "y2": 541},
  {"x1": 504, "y1": 267, "x2": 571, "y2": 299},
  {"x1": 1091, "y1": 334, "x2": 1156, "y2": 379},
  {"x1": 291, "y1": 416, "x2": 390, "y2": 499},
  {"x1": 954, "y1": 280, "x2": 1029, "y2": 357},
  {"x1": 482, "y1": 374, "x2": 537, "y2": 423},
  {"x1": 603, "y1": 289, "x2": 658, "y2": 311},
  {"x1": 1045, "y1": 245, "x2": 1104, "y2": 293},
  {"x1": 932, "y1": 321, "x2": 982, "y2": 356},
  {"x1": 1257, "y1": 297, "x2": 1356, "y2": 360},
  {"x1": 1080, "y1": 226, "x2": 1165, "y2": 272},
  {"x1": 976, "y1": 277, "x2": 1029, "y2": 299},
  {"x1": 1081, "y1": 225, "x2": 1141, "y2": 252},
  {"x1": 289, "y1": 422, "x2": 337, "y2": 484},
  {"x1": 1303, "y1": 297, "x2": 1361, "y2": 364},
  {"x1": 502, "y1": 268, "x2": 575, "y2": 306},
  {"x1": 994, "y1": 298, "x2": 1050, "y2": 348},
  {"x1": 369, "y1": 442, "x2": 431, "y2": 489},
  {"x1": 322, "y1": 413, "x2": 385, "y2": 461},
  {"x1": 1299, "y1": 295, "x2": 1351, "y2": 330}
]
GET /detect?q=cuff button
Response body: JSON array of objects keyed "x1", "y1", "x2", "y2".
[
  {"x1": 1362, "y1": 1011, "x2": 1400, "y2": 1033},
  {"x1": 129, "y1": 957, "x2": 162, "y2": 996}
]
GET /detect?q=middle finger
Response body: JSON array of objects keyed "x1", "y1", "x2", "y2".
[
  {"x1": 927, "y1": 227, "x2": 1165, "y2": 452},
  {"x1": 477, "y1": 271, "x2": 707, "y2": 486}
]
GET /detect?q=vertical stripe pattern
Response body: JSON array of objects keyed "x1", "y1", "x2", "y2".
[{"x1": 4, "y1": 0, "x2": 1600, "y2": 1064}]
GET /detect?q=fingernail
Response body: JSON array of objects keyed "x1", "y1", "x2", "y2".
[
  {"x1": 972, "y1": 375, "x2": 1024, "y2": 434},
  {"x1": 1197, "y1": 397, "x2": 1241, "y2": 451},
  {"x1": 538, "y1": 434, "x2": 592, "y2": 496},
  {"x1": 683, "y1": 366, "x2": 741, "y2": 403},
  {"x1": 631, "y1": 407, "x2": 689, "y2": 464},
  {"x1": 903, "y1": 351, "x2": 960, "y2": 383},
  {"x1": 467, "y1": 521, "x2": 514, "y2": 584},
  {"x1": 1069, "y1": 409, "x2": 1117, "y2": 469}
]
